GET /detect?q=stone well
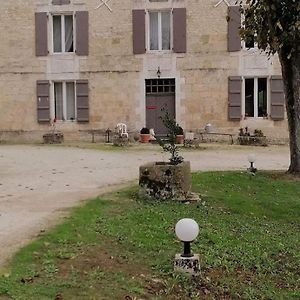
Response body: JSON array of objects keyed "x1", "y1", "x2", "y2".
[{"x1": 139, "y1": 161, "x2": 191, "y2": 201}]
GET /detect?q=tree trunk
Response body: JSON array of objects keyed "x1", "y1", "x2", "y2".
[{"x1": 279, "y1": 48, "x2": 300, "y2": 173}]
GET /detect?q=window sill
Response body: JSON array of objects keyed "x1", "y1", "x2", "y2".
[
  {"x1": 243, "y1": 117, "x2": 269, "y2": 120},
  {"x1": 146, "y1": 50, "x2": 173, "y2": 54},
  {"x1": 54, "y1": 120, "x2": 77, "y2": 123},
  {"x1": 241, "y1": 47, "x2": 259, "y2": 53},
  {"x1": 50, "y1": 52, "x2": 76, "y2": 56}
]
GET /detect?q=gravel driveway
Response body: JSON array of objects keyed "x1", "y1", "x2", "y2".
[{"x1": 0, "y1": 144, "x2": 289, "y2": 266}]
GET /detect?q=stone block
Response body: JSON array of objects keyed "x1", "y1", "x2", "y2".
[
  {"x1": 139, "y1": 161, "x2": 191, "y2": 201},
  {"x1": 43, "y1": 132, "x2": 64, "y2": 144},
  {"x1": 174, "y1": 254, "x2": 200, "y2": 275}
]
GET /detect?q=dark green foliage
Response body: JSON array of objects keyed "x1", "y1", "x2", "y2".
[
  {"x1": 238, "y1": 0, "x2": 300, "y2": 172},
  {"x1": 176, "y1": 126, "x2": 184, "y2": 135},
  {"x1": 140, "y1": 127, "x2": 150, "y2": 134},
  {"x1": 238, "y1": 127, "x2": 267, "y2": 146},
  {"x1": 156, "y1": 110, "x2": 184, "y2": 165},
  {"x1": 239, "y1": 0, "x2": 300, "y2": 57}
]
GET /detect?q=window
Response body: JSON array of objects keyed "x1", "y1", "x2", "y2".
[
  {"x1": 146, "y1": 78, "x2": 175, "y2": 94},
  {"x1": 245, "y1": 35, "x2": 255, "y2": 49},
  {"x1": 53, "y1": 82, "x2": 76, "y2": 121},
  {"x1": 132, "y1": 8, "x2": 186, "y2": 54},
  {"x1": 52, "y1": 14, "x2": 74, "y2": 53},
  {"x1": 148, "y1": 11, "x2": 171, "y2": 51},
  {"x1": 244, "y1": 78, "x2": 268, "y2": 118},
  {"x1": 242, "y1": 15, "x2": 255, "y2": 49},
  {"x1": 36, "y1": 11, "x2": 89, "y2": 57}
]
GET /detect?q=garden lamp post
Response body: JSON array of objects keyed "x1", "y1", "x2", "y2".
[
  {"x1": 105, "y1": 128, "x2": 112, "y2": 143},
  {"x1": 248, "y1": 154, "x2": 257, "y2": 173},
  {"x1": 175, "y1": 218, "x2": 199, "y2": 257},
  {"x1": 174, "y1": 218, "x2": 200, "y2": 275}
]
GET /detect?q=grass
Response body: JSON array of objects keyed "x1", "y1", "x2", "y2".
[{"x1": 0, "y1": 172, "x2": 299, "y2": 299}]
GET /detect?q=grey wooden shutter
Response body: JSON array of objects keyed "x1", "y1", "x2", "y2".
[
  {"x1": 76, "y1": 11, "x2": 89, "y2": 56},
  {"x1": 76, "y1": 80, "x2": 89, "y2": 122},
  {"x1": 132, "y1": 10, "x2": 146, "y2": 54},
  {"x1": 35, "y1": 12, "x2": 48, "y2": 56},
  {"x1": 173, "y1": 8, "x2": 187, "y2": 53},
  {"x1": 270, "y1": 76, "x2": 285, "y2": 120},
  {"x1": 52, "y1": 0, "x2": 70, "y2": 4},
  {"x1": 37, "y1": 81, "x2": 50, "y2": 122},
  {"x1": 228, "y1": 76, "x2": 242, "y2": 120},
  {"x1": 228, "y1": 6, "x2": 241, "y2": 52}
]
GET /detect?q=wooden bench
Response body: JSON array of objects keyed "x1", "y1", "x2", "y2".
[
  {"x1": 198, "y1": 132, "x2": 234, "y2": 145},
  {"x1": 79, "y1": 129, "x2": 111, "y2": 143}
]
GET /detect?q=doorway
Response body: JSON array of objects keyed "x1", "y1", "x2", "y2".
[{"x1": 145, "y1": 78, "x2": 175, "y2": 135}]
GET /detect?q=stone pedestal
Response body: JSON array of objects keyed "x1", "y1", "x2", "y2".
[
  {"x1": 139, "y1": 161, "x2": 191, "y2": 201},
  {"x1": 113, "y1": 135, "x2": 129, "y2": 147},
  {"x1": 174, "y1": 254, "x2": 200, "y2": 275}
]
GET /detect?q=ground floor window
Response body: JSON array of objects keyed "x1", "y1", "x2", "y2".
[
  {"x1": 244, "y1": 77, "x2": 268, "y2": 118},
  {"x1": 53, "y1": 81, "x2": 76, "y2": 121}
]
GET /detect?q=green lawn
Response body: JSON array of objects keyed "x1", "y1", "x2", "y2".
[{"x1": 0, "y1": 172, "x2": 299, "y2": 299}]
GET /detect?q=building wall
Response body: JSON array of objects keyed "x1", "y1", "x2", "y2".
[{"x1": 0, "y1": 0, "x2": 288, "y2": 142}]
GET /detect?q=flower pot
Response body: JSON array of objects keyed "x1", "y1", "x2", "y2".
[
  {"x1": 176, "y1": 135, "x2": 184, "y2": 144},
  {"x1": 140, "y1": 134, "x2": 151, "y2": 143}
]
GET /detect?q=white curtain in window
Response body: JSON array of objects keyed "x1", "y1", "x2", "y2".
[
  {"x1": 53, "y1": 16, "x2": 62, "y2": 53},
  {"x1": 54, "y1": 83, "x2": 63, "y2": 120},
  {"x1": 149, "y1": 12, "x2": 159, "y2": 50},
  {"x1": 161, "y1": 12, "x2": 170, "y2": 50},
  {"x1": 65, "y1": 15, "x2": 73, "y2": 52},
  {"x1": 66, "y1": 82, "x2": 75, "y2": 120}
]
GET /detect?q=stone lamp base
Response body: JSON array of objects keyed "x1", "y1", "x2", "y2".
[{"x1": 174, "y1": 254, "x2": 200, "y2": 275}]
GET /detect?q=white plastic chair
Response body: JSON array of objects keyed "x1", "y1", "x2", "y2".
[{"x1": 116, "y1": 123, "x2": 128, "y2": 138}]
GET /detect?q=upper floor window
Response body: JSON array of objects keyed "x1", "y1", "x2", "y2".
[
  {"x1": 241, "y1": 13, "x2": 257, "y2": 50},
  {"x1": 52, "y1": 14, "x2": 74, "y2": 53},
  {"x1": 35, "y1": 11, "x2": 89, "y2": 57},
  {"x1": 132, "y1": 8, "x2": 186, "y2": 55},
  {"x1": 244, "y1": 35, "x2": 255, "y2": 49},
  {"x1": 149, "y1": 11, "x2": 171, "y2": 51}
]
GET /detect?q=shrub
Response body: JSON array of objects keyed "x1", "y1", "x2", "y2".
[
  {"x1": 140, "y1": 127, "x2": 150, "y2": 134},
  {"x1": 156, "y1": 110, "x2": 184, "y2": 165},
  {"x1": 176, "y1": 126, "x2": 184, "y2": 135},
  {"x1": 238, "y1": 127, "x2": 267, "y2": 146}
]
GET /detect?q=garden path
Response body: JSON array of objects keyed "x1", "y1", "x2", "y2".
[{"x1": 0, "y1": 144, "x2": 289, "y2": 266}]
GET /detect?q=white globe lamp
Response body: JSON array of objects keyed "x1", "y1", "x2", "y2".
[
  {"x1": 175, "y1": 218, "x2": 199, "y2": 257},
  {"x1": 248, "y1": 154, "x2": 256, "y2": 163}
]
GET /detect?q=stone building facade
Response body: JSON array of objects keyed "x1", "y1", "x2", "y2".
[{"x1": 0, "y1": 0, "x2": 288, "y2": 142}]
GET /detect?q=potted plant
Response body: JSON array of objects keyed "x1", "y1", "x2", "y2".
[
  {"x1": 139, "y1": 111, "x2": 197, "y2": 202},
  {"x1": 140, "y1": 127, "x2": 151, "y2": 143},
  {"x1": 175, "y1": 126, "x2": 184, "y2": 144},
  {"x1": 238, "y1": 127, "x2": 267, "y2": 146},
  {"x1": 43, "y1": 118, "x2": 64, "y2": 144}
]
